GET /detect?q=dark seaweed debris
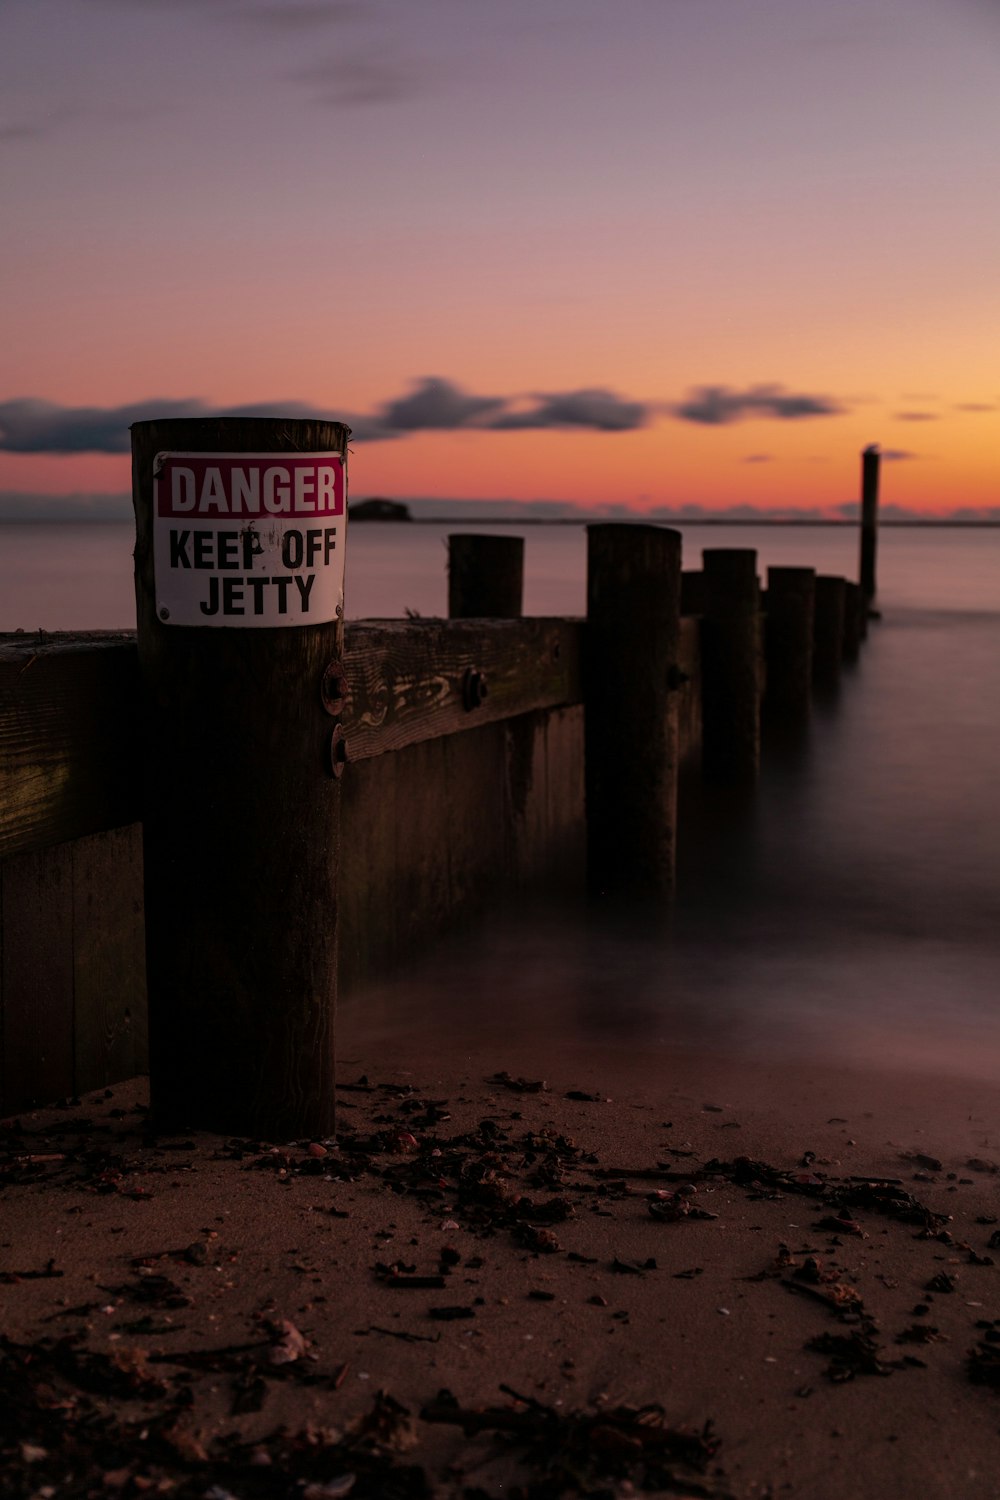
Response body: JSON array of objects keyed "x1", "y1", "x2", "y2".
[
  {"x1": 704, "y1": 1156, "x2": 950, "y2": 1231},
  {"x1": 0, "y1": 1337, "x2": 429, "y2": 1499},
  {"x1": 806, "y1": 1328, "x2": 896, "y2": 1382},
  {"x1": 421, "y1": 1386, "x2": 733, "y2": 1498}
]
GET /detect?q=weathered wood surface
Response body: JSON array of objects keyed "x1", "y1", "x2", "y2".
[
  {"x1": 585, "y1": 524, "x2": 683, "y2": 901},
  {"x1": 0, "y1": 632, "x2": 141, "y2": 860},
  {"x1": 701, "y1": 549, "x2": 761, "y2": 783},
  {"x1": 132, "y1": 415, "x2": 349, "y2": 1140},
  {"x1": 1, "y1": 619, "x2": 585, "y2": 859},
  {"x1": 764, "y1": 567, "x2": 815, "y2": 720},
  {"x1": 448, "y1": 534, "x2": 524, "y2": 618},
  {"x1": 72, "y1": 826, "x2": 147, "y2": 1095},
  {"x1": 1, "y1": 707, "x2": 590, "y2": 1110},
  {"x1": 0, "y1": 843, "x2": 74, "y2": 1109},
  {"x1": 0, "y1": 825, "x2": 147, "y2": 1111},
  {"x1": 0, "y1": 608, "x2": 697, "y2": 1114},
  {"x1": 343, "y1": 618, "x2": 581, "y2": 762}
]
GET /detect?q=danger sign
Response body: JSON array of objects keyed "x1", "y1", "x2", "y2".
[{"x1": 153, "y1": 452, "x2": 347, "y2": 628}]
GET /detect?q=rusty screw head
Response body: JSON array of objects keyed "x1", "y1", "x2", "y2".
[
  {"x1": 462, "y1": 667, "x2": 489, "y2": 711},
  {"x1": 328, "y1": 724, "x2": 348, "y2": 779},
  {"x1": 321, "y1": 658, "x2": 349, "y2": 716}
]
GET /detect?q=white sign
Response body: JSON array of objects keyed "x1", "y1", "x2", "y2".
[{"x1": 153, "y1": 451, "x2": 347, "y2": 628}]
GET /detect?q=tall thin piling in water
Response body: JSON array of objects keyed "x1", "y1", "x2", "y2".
[
  {"x1": 131, "y1": 416, "x2": 349, "y2": 1139},
  {"x1": 585, "y1": 524, "x2": 682, "y2": 901},
  {"x1": 860, "y1": 444, "x2": 880, "y2": 609},
  {"x1": 701, "y1": 549, "x2": 761, "y2": 781}
]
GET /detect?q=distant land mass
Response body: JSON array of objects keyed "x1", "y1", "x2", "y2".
[
  {"x1": 349, "y1": 497, "x2": 412, "y2": 521},
  {"x1": 3, "y1": 490, "x2": 1000, "y2": 526}
]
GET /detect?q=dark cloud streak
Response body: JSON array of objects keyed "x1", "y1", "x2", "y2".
[
  {"x1": 673, "y1": 383, "x2": 843, "y2": 425},
  {"x1": 489, "y1": 389, "x2": 647, "y2": 432},
  {"x1": 375, "y1": 377, "x2": 506, "y2": 431},
  {"x1": 3, "y1": 371, "x2": 929, "y2": 455},
  {"x1": 0, "y1": 397, "x2": 337, "y2": 455}
]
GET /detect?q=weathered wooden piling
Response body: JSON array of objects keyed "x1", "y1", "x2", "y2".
[
  {"x1": 448, "y1": 534, "x2": 524, "y2": 618},
  {"x1": 681, "y1": 569, "x2": 705, "y2": 617},
  {"x1": 131, "y1": 416, "x2": 349, "y2": 1139},
  {"x1": 701, "y1": 549, "x2": 760, "y2": 781},
  {"x1": 764, "y1": 566, "x2": 815, "y2": 719},
  {"x1": 842, "y1": 581, "x2": 864, "y2": 661},
  {"x1": 860, "y1": 444, "x2": 880, "y2": 608},
  {"x1": 813, "y1": 575, "x2": 846, "y2": 683},
  {"x1": 585, "y1": 524, "x2": 682, "y2": 900}
]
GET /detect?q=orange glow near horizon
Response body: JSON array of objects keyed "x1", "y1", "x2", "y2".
[
  {"x1": 2, "y1": 1, "x2": 1000, "y2": 520},
  {"x1": 2, "y1": 410, "x2": 996, "y2": 519}
]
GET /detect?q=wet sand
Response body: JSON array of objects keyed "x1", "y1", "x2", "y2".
[{"x1": 4, "y1": 1022, "x2": 1000, "y2": 1499}]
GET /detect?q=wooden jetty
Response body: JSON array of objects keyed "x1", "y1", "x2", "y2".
[{"x1": 0, "y1": 435, "x2": 880, "y2": 1128}]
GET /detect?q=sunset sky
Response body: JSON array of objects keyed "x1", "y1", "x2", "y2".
[{"x1": 2, "y1": 0, "x2": 999, "y2": 518}]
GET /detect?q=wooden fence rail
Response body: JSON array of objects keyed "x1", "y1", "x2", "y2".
[
  {"x1": 0, "y1": 618, "x2": 585, "y2": 861},
  {"x1": 2, "y1": 615, "x2": 664, "y2": 1115},
  {"x1": 3, "y1": 535, "x2": 867, "y2": 1120}
]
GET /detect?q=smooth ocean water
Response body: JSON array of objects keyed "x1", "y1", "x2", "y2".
[{"x1": 3, "y1": 518, "x2": 1000, "y2": 1078}]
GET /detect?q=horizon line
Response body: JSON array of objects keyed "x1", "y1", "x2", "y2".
[{"x1": 6, "y1": 513, "x2": 1000, "y2": 530}]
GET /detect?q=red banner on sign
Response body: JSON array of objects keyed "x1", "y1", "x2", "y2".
[{"x1": 156, "y1": 455, "x2": 344, "y2": 520}]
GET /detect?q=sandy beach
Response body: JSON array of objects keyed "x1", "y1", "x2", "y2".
[{"x1": 4, "y1": 1009, "x2": 1000, "y2": 1499}]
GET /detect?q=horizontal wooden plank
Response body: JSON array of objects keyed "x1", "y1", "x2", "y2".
[
  {"x1": 0, "y1": 632, "x2": 142, "y2": 861},
  {"x1": 342, "y1": 618, "x2": 583, "y2": 762},
  {"x1": 1, "y1": 619, "x2": 585, "y2": 858}
]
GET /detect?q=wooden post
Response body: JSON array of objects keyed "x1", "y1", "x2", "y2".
[
  {"x1": 701, "y1": 549, "x2": 760, "y2": 781},
  {"x1": 681, "y1": 569, "x2": 705, "y2": 616},
  {"x1": 585, "y1": 524, "x2": 682, "y2": 901},
  {"x1": 131, "y1": 417, "x2": 349, "y2": 1139},
  {"x1": 859, "y1": 443, "x2": 880, "y2": 608},
  {"x1": 764, "y1": 566, "x2": 815, "y2": 720},
  {"x1": 813, "y1": 575, "x2": 846, "y2": 683},
  {"x1": 448, "y1": 534, "x2": 524, "y2": 618},
  {"x1": 841, "y1": 580, "x2": 864, "y2": 661}
]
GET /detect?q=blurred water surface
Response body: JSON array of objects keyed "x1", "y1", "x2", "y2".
[{"x1": 4, "y1": 518, "x2": 1000, "y2": 1076}]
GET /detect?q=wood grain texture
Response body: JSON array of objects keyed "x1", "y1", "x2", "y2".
[
  {"x1": 132, "y1": 416, "x2": 348, "y2": 1139},
  {"x1": 1, "y1": 620, "x2": 583, "y2": 858},
  {"x1": 73, "y1": 827, "x2": 147, "y2": 1094},
  {"x1": 341, "y1": 618, "x2": 582, "y2": 763},
  {"x1": 0, "y1": 844, "x2": 74, "y2": 1111},
  {"x1": 340, "y1": 707, "x2": 588, "y2": 994},
  {"x1": 0, "y1": 633, "x2": 141, "y2": 859},
  {"x1": 338, "y1": 724, "x2": 508, "y2": 992},
  {"x1": 585, "y1": 524, "x2": 683, "y2": 901},
  {"x1": 2, "y1": 701, "x2": 593, "y2": 1103},
  {"x1": 506, "y1": 706, "x2": 585, "y2": 890}
]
